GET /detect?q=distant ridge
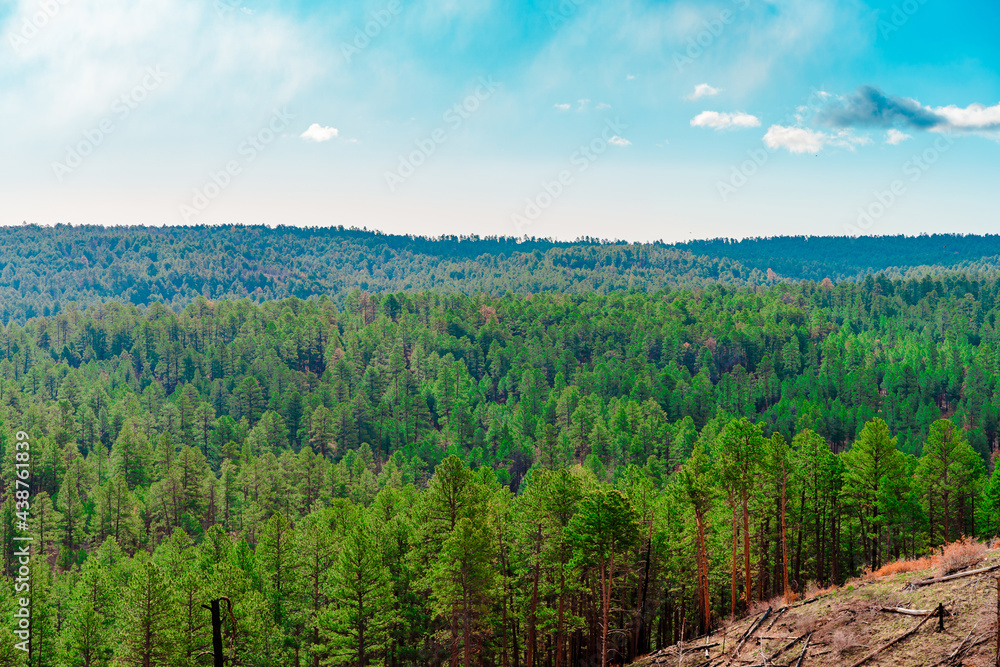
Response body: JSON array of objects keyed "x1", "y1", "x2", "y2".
[
  {"x1": 672, "y1": 234, "x2": 1000, "y2": 280},
  {"x1": 2, "y1": 225, "x2": 1000, "y2": 323}
]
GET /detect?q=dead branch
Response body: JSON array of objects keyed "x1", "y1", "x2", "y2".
[
  {"x1": 932, "y1": 635, "x2": 990, "y2": 667},
  {"x1": 792, "y1": 633, "x2": 812, "y2": 667},
  {"x1": 763, "y1": 633, "x2": 808, "y2": 663},
  {"x1": 878, "y1": 606, "x2": 936, "y2": 616},
  {"x1": 661, "y1": 642, "x2": 721, "y2": 655},
  {"x1": 906, "y1": 564, "x2": 1000, "y2": 589},
  {"x1": 765, "y1": 606, "x2": 788, "y2": 631},
  {"x1": 726, "y1": 607, "x2": 772, "y2": 665},
  {"x1": 928, "y1": 623, "x2": 983, "y2": 667},
  {"x1": 845, "y1": 607, "x2": 938, "y2": 667},
  {"x1": 790, "y1": 596, "x2": 822, "y2": 608}
]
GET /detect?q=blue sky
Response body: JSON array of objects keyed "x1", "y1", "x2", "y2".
[{"x1": 0, "y1": 0, "x2": 997, "y2": 241}]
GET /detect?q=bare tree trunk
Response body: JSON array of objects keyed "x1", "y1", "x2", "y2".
[
  {"x1": 555, "y1": 572, "x2": 566, "y2": 667},
  {"x1": 695, "y1": 508, "x2": 711, "y2": 633},
  {"x1": 742, "y1": 487, "x2": 752, "y2": 608},
  {"x1": 526, "y1": 524, "x2": 541, "y2": 667},
  {"x1": 730, "y1": 500, "x2": 739, "y2": 616},
  {"x1": 781, "y1": 466, "x2": 790, "y2": 599}
]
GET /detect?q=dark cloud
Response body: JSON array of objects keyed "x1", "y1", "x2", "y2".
[{"x1": 817, "y1": 85, "x2": 944, "y2": 130}]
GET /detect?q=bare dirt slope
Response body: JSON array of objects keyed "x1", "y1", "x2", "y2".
[{"x1": 631, "y1": 548, "x2": 1000, "y2": 667}]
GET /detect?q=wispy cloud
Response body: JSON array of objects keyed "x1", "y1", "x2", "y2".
[
  {"x1": 686, "y1": 83, "x2": 720, "y2": 101},
  {"x1": 691, "y1": 111, "x2": 760, "y2": 130},
  {"x1": 554, "y1": 103, "x2": 571, "y2": 111},
  {"x1": 0, "y1": 0, "x2": 320, "y2": 136},
  {"x1": 763, "y1": 125, "x2": 871, "y2": 154},
  {"x1": 608, "y1": 136, "x2": 631, "y2": 146},
  {"x1": 885, "y1": 128, "x2": 911, "y2": 145}
]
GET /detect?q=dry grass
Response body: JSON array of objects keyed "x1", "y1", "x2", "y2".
[
  {"x1": 936, "y1": 536, "x2": 986, "y2": 576},
  {"x1": 863, "y1": 537, "x2": 988, "y2": 581},
  {"x1": 805, "y1": 582, "x2": 837, "y2": 598},
  {"x1": 868, "y1": 555, "x2": 935, "y2": 579},
  {"x1": 792, "y1": 612, "x2": 820, "y2": 635},
  {"x1": 831, "y1": 628, "x2": 864, "y2": 655}
]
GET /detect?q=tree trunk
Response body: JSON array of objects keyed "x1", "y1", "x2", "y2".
[
  {"x1": 742, "y1": 486, "x2": 752, "y2": 608},
  {"x1": 730, "y1": 500, "x2": 739, "y2": 616},
  {"x1": 695, "y1": 508, "x2": 711, "y2": 633},
  {"x1": 781, "y1": 467, "x2": 790, "y2": 598},
  {"x1": 526, "y1": 524, "x2": 541, "y2": 667}
]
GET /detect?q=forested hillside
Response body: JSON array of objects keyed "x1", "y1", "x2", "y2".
[
  {"x1": 3, "y1": 274, "x2": 1000, "y2": 665},
  {"x1": 0, "y1": 225, "x2": 755, "y2": 323},
  {"x1": 5, "y1": 225, "x2": 1000, "y2": 325},
  {"x1": 676, "y1": 234, "x2": 1000, "y2": 281}
]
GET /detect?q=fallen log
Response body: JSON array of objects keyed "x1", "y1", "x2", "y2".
[
  {"x1": 726, "y1": 607, "x2": 772, "y2": 665},
  {"x1": 793, "y1": 633, "x2": 812, "y2": 667},
  {"x1": 659, "y1": 641, "x2": 720, "y2": 655},
  {"x1": 791, "y1": 596, "x2": 821, "y2": 608},
  {"x1": 846, "y1": 607, "x2": 938, "y2": 667},
  {"x1": 765, "y1": 606, "x2": 788, "y2": 631},
  {"x1": 929, "y1": 634, "x2": 990, "y2": 666},
  {"x1": 763, "y1": 633, "x2": 807, "y2": 663},
  {"x1": 878, "y1": 606, "x2": 935, "y2": 616},
  {"x1": 906, "y1": 564, "x2": 1000, "y2": 589},
  {"x1": 740, "y1": 634, "x2": 811, "y2": 667}
]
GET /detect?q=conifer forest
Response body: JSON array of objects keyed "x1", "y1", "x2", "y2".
[{"x1": 3, "y1": 227, "x2": 1000, "y2": 667}]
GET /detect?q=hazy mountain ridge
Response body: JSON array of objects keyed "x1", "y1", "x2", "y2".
[{"x1": 3, "y1": 225, "x2": 1000, "y2": 323}]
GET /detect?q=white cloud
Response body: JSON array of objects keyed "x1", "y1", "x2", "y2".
[
  {"x1": 596, "y1": 102, "x2": 611, "y2": 110},
  {"x1": 930, "y1": 102, "x2": 1000, "y2": 132},
  {"x1": 690, "y1": 111, "x2": 760, "y2": 130},
  {"x1": 885, "y1": 129, "x2": 912, "y2": 145},
  {"x1": 300, "y1": 124, "x2": 339, "y2": 142},
  {"x1": 608, "y1": 136, "x2": 631, "y2": 146},
  {"x1": 577, "y1": 98, "x2": 590, "y2": 110},
  {"x1": 626, "y1": 74, "x2": 636, "y2": 80},
  {"x1": 686, "y1": 83, "x2": 721, "y2": 101},
  {"x1": 763, "y1": 125, "x2": 871, "y2": 154},
  {"x1": 554, "y1": 103, "x2": 571, "y2": 111},
  {"x1": 763, "y1": 125, "x2": 826, "y2": 153}
]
